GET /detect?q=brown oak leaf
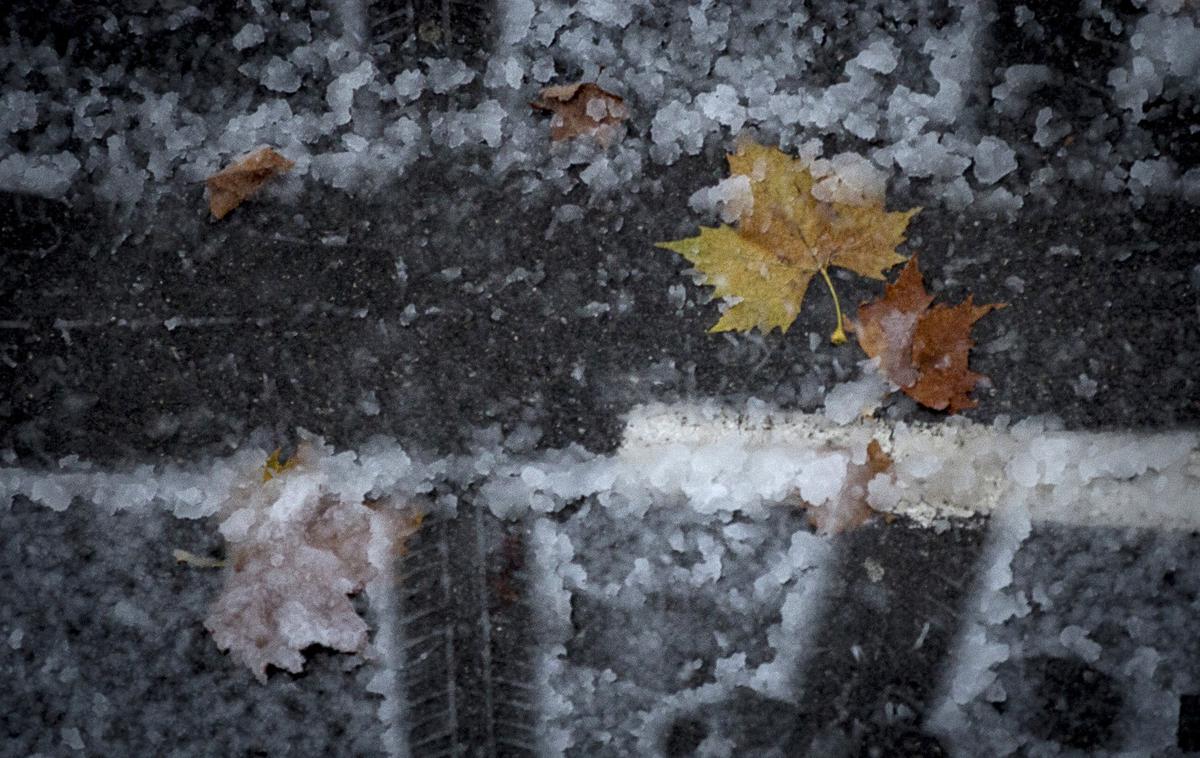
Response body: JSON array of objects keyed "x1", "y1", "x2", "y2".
[
  {"x1": 531, "y1": 82, "x2": 628, "y2": 145},
  {"x1": 206, "y1": 146, "x2": 294, "y2": 220},
  {"x1": 853, "y1": 256, "x2": 1004, "y2": 413}
]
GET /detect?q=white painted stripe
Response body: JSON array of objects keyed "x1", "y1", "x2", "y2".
[
  {"x1": 621, "y1": 403, "x2": 1200, "y2": 529},
  {"x1": 2, "y1": 410, "x2": 1196, "y2": 531}
]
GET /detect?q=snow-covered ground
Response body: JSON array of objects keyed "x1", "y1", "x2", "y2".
[
  {"x1": 2, "y1": 0, "x2": 1198, "y2": 212},
  {"x1": 2, "y1": 403, "x2": 1197, "y2": 755},
  {"x1": 4, "y1": 0, "x2": 1200, "y2": 755}
]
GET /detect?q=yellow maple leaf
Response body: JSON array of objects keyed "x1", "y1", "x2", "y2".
[{"x1": 657, "y1": 141, "x2": 919, "y2": 340}]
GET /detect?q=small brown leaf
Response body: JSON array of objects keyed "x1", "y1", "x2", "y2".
[
  {"x1": 853, "y1": 256, "x2": 1004, "y2": 413},
  {"x1": 206, "y1": 147, "x2": 294, "y2": 220},
  {"x1": 531, "y1": 82, "x2": 628, "y2": 145},
  {"x1": 798, "y1": 439, "x2": 894, "y2": 535},
  {"x1": 865, "y1": 438, "x2": 893, "y2": 477}
]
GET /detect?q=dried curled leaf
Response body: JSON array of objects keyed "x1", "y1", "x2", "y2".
[
  {"x1": 206, "y1": 146, "x2": 294, "y2": 220},
  {"x1": 657, "y1": 141, "x2": 918, "y2": 338},
  {"x1": 531, "y1": 82, "x2": 629, "y2": 145},
  {"x1": 205, "y1": 442, "x2": 424, "y2": 683},
  {"x1": 853, "y1": 256, "x2": 1005, "y2": 413}
]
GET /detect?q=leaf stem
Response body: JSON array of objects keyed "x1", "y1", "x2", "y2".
[{"x1": 818, "y1": 266, "x2": 847, "y2": 345}]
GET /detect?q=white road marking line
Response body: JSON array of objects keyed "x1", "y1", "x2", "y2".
[{"x1": 622, "y1": 403, "x2": 1200, "y2": 529}]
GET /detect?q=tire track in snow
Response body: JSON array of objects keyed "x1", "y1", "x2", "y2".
[{"x1": 1, "y1": 408, "x2": 1197, "y2": 754}]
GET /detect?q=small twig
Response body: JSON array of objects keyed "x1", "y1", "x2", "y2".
[{"x1": 173, "y1": 549, "x2": 226, "y2": 569}]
